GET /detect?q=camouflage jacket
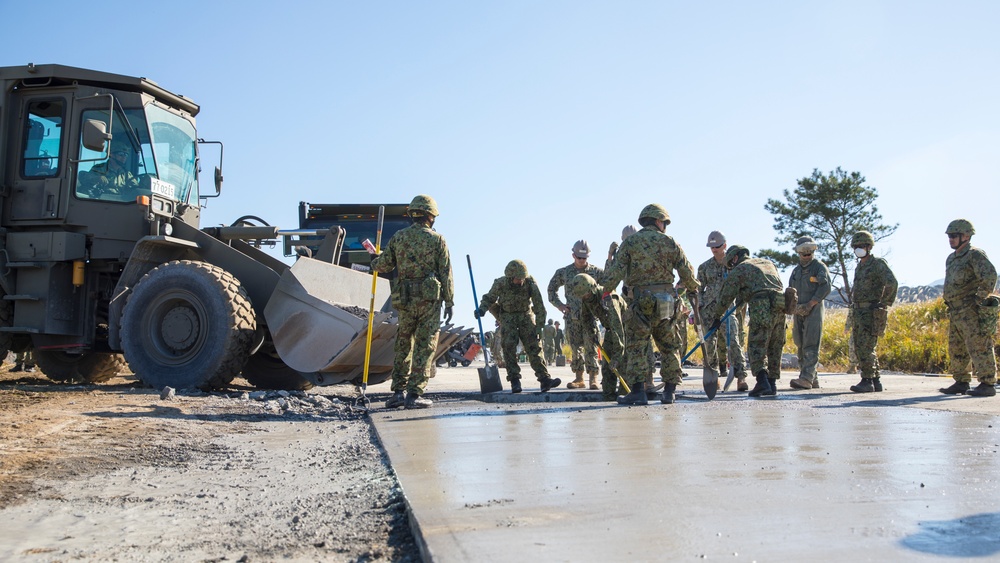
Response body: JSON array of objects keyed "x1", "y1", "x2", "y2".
[
  {"x1": 554, "y1": 328, "x2": 565, "y2": 348},
  {"x1": 944, "y1": 244, "x2": 997, "y2": 308},
  {"x1": 542, "y1": 324, "x2": 556, "y2": 345},
  {"x1": 480, "y1": 275, "x2": 547, "y2": 327},
  {"x1": 709, "y1": 258, "x2": 783, "y2": 322},
  {"x1": 851, "y1": 257, "x2": 898, "y2": 308},
  {"x1": 371, "y1": 223, "x2": 455, "y2": 307},
  {"x1": 579, "y1": 292, "x2": 626, "y2": 351},
  {"x1": 697, "y1": 256, "x2": 731, "y2": 312},
  {"x1": 548, "y1": 262, "x2": 604, "y2": 316},
  {"x1": 601, "y1": 225, "x2": 699, "y2": 295},
  {"x1": 789, "y1": 258, "x2": 831, "y2": 305}
]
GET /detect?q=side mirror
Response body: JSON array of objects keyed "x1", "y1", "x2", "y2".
[
  {"x1": 82, "y1": 119, "x2": 112, "y2": 152},
  {"x1": 214, "y1": 166, "x2": 223, "y2": 195}
]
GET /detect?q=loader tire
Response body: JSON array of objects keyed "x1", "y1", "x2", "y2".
[
  {"x1": 242, "y1": 344, "x2": 315, "y2": 391},
  {"x1": 35, "y1": 351, "x2": 127, "y2": 383},
  {"x1": 121, "y1": 260, "x2": 255, "y2": 390}
]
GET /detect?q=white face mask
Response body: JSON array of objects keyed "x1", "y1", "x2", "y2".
[{"x1": 854, "y1": 247, "x2": 868, "y2": 258}]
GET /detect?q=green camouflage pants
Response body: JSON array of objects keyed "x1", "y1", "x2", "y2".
[
  {"x1": 947, "y1": 304, "x2": 999, "y2": 384},
  {"x1": 792, "y1": 305, "x2": 823, "y2": 380},
  {"x1": 566, "y1": 316, "x2": 600, "y2": 375},
  {"x1": 624, "y1": 309, "x2": 683, "y2": 388},
  {"x1": 852, "y1": 307, "x2": 887, "y2": 378},
  {"x1": 600, "y1": 331, "x2": 625, "y2": 400},
  {"x1": 391, "y1": 303, "x2": 441, "y2": 394},
  {"x1": 501, "y1": 313, "x2": 550, "y2": 382},
  {"x1": 543, "y1": 340, "x2": 556, "y2": 364},
  {"x1": 748, "y1": 296, "x2": 785, "y2": 379}
]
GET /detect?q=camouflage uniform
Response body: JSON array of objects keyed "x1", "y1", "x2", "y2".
[
  {"x1": 548, "y1": 263, "x2": 604, "y2": 377},
  {"x1": 697, "y1": 257, "x2": 748, "y2": 376},
  {"x1": 542, "y1": 321, "x2": 557, "y2": 365},
  {"x1": 479, "y1": 276, "x2": 551, "y2": 384},
  {"x1": 554, "y1": 324, "x2": 565, "y2": 354},
  {"x1": 578, "y1": 291, "x2": 627, "y2": 400},
  {"x1": 489, "y1": 324, "x2": 506, "y2": 368},
  {"x1": 602, "y1": 225, "x2": 699, "y2": 389},
  {"x1": 789, "y1": 258, "x2": 831, "y2": 384},
  {"x1": 850, "y1": 257, "x2": 898, "y2": 380},
  {"x1": 80, "y1": 152, "x2": 139, "y2": 198},
  {"x1": 708, "y1": 258, "x2": 786, "y2": 380},
  {"x1": 371, "y1": 223, "x2": 454, "y2": 396},
  {"x1": 944, "y1": 244, "x2": 998, "y2": 385}
]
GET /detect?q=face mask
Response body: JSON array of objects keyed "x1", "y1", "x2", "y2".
[{"x1": 854, "y1": 248, "x2": 868, "y2": 258}]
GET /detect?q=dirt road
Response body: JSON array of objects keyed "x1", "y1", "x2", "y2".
[{"x1": 0, "y1": 367, "x2": 418, "y2": 562}]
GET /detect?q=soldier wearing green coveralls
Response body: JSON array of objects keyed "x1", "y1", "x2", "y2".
[
  {"x1": 602, "y1": 204, "x2": 699, "y2": 406},
  {"x1": 788, "y1": 235, "x2": 831, "y2": 390},
  {"x1": 475, "y1": 260, "x2": 561, "y2": 394},
  {"x1": 542, "y1": 319, "x2": 557, "y2": 365},
  {"x1": 706, "y1": 245, "x2": 786, "y2": 397},
  {"x1": 847, "y1": 231, "x2": 898, "y2": 393},
  {"x1": 939, "y1": 219, "x2": 999, "y2": 398},
  {"x1": 567, "y1": 273, "x2": 626, "y2": 401},
  {"x1": 371, "y1": 195, "x2": 454, "y2": 410}
]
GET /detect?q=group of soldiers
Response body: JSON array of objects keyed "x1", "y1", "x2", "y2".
[{"x1": 372, "y1": 194, "x2": 999, "y2": 410}]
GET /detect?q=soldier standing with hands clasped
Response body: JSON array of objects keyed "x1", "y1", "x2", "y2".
[
  {"x1": 788, "y1": 235, "x2": 831, "y2": 390},
  {"x1": 847, "y1": 231, "x2": 898, "y2": 393}
]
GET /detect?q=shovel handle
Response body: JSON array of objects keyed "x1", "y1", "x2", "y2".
[
  {"x1": 362, "y1": 206, "x2": 386, "y2": 388},
  {"x1": 467, "y1": 255, "x2": 493, "y2": 365}
]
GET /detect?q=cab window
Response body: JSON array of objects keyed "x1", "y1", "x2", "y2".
[{"x1": 23, "y1": 100, "x2": 63, "y2": 178}]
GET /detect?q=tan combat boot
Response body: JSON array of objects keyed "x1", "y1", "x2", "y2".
[
  {"x1": 589, "y1": 373, "x2": 599, "y2": 390},
  {"x1": 567, "y1": 372, "x2": 586, "y2": 389}
]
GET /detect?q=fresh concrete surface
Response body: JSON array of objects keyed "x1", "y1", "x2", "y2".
[{"x1": 371, "y1": 365, "x2": 1000, "y2": 562}]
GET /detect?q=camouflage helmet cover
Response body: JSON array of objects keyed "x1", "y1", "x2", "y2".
[
  {"x1": 724, "y1": 244, "x2": 750, "y2": 266},
  {"x1": 621, "y1": 224, "x2": 638, "y2": 241},
  {"x1": 566, "y1": 273, "x2": 599, "y2": 300},
  {"x1": 505, "y1": 259, "x2": 528, "y2": 279},
  {"x1": 638, "y1": 203, "x2": 671, "y2": 225},
  {"x1": 851, "y1": 231, "x2": 875, "y2": 247},
  {"x1": 407, "y1": 194, "x2": 439, "y2": 217},
  {"x1": 945, "y1": 219, "x2": 974, "y2": 236},
  {"x1": 572, "y1": 240, "x2": 590, "y2": 258}
]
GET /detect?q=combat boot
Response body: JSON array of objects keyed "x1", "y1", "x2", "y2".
[
  {"x1": 939, "y1": 381, "x2": 970, "y2": 395},
  {"x1": 510, "y1": 378, "x2": 522, "y2": 394},
  {"x1": 661, "y1": 383, "x2": 676, "y2": 404},
  {"x1": 966, "y1": 383, "x2": 996, "y2": 397},
  {"x1": 589, "y1": 373, "x2": 599, "y2": 390},
  {"x1": 385, "y1": 391, "x2": 405, "y2": 409},
  {"x1": 567, "y1": 372, "x2": 586, "y2": 389},
  {"x1": 873, "y1": 377, "x2": 883, "y2": 392},
  {"x1": 789, "y1": 377, "x2": 812, "y2": 390},
  {"x1": 617, "y1": 382, "x2": 648, "y2": 406},
  {"x1": 645, "y1": 383, "x2": 660, "y2": 401},
  {"x1": 10, "y1": 363, "x2": 23, "y2": 373},
  {"x1": 747, "y1": 372, "x2": 772, "y2": 397},
  {"x1": 540, "y1": 376, "x2": 562, "y2": 392},
  {"x1": 736, "y1": 375, "x2": 748, "y2": 392},
  {"x1": 405, "y1": 392, "x2": 432, "y2": 409},
  {"x1": 763, "y1": 379, "x2": 778, "y2": 396},
  {"x1": 850, "y1": 378, "x2": 875, "y2": 393}
]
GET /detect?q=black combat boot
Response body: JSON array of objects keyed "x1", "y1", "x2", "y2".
[
  {"x1": 617, "y1": 382, "x2": 648, "y2": 405},
  {"x1": 763, "y1": 379, "x2": 778, "y2": 396},
  {"x1": 748, "y1": 372, "x2": 772, "y2": 397},
  {"x1": 872, "y1": 377, "x2": 883, "y2": 392},
  {"x1": 939, "y1": 381, "x2": 970, "y2": 395},
  {"x1": 510, "y1": 378, "x2": 522, "y2": 394},
  {"x1": 850, "y1": 378, "x2": 875, "y2": 393},
  {"x1": 405, "y1": 391, "x2": 432, "y2": 409},
  {"x1": 385, "y1": 391, "x2": 405, "y2": 409},
  {"x1": 539, "y1": 377, "x2": 562, "y2": 392},
  {"x1": 966, "y1": 382, "x2": 997, "y2": 397},
  {"x1": 661, "y1": 383, "x2": 676, "y2": 404}
]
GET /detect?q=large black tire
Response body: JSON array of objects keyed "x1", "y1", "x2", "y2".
[
  {"x1": 242, "y1": 343, "x2": 315, "y2": 391},
  {"x1": 121, "y1": 260, "x2": 255, "y2": 390},
  {"x1": 35, "y1": 351, "x2": 128, "y2": 383}
]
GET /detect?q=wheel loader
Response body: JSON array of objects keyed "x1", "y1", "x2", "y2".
[{"x1": 0, "y1": 63, "x2": 470, "y2": 390}]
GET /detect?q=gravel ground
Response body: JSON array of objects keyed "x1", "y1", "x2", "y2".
[{"x1": 0, "y1": 367, "x2": 419, "y2": 562}]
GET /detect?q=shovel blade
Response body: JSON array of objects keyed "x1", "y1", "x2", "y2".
[
  {"x1": 723, "y1": 367, "x2": 735, "y2": 392},
  {"x1": 478, "y1": 364, "x2": 503, "y2": 394},
  {"x1": 703, "y1": 366, "x2": 720, "y2": 400}
]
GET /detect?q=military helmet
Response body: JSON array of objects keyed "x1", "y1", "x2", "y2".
[
  {"x1": 572, "y1": 240, "x2": 590, "y2": 258},
  {"x1": 724, "y1": 245, "x2": 750, "y2": 266},
  {"x1": 851, "y1": 231, "x2": 875, "y2": 248},
  {"x1": 407, "y1": 194, "x2": 439, "y2": 217},
  {"x1": 621, "y1": 224, "x2": 637, "y2": 241},
  {"x1": 638, "y1": 203, "x2": 671, "y2": 225},
  {"x1": 945, "y1": 219, "x2": 975, "y2": 236},
  {"x1": 566, "y1": 273, "x2": 599, "y2": 300},
  {"x1": 793, "y1": 235, "x2": 818, "y2": 253},
  {"x1": 706, "y1": 230, "x2": 726, "y2": 248},
  {"x1": 504, "y1": 259, "x2": 528, "y2": 279}
]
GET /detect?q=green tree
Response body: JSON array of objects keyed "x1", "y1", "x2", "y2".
[{"x1": 760, "y1": 167, "x2": 898, "y2": 304}]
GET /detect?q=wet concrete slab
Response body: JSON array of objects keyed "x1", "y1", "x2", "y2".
[{"x1": 372, "y1": 367, "x2": 1000, "y2": 561}]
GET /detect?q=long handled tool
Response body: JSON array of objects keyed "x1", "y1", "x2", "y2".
[
  {"x1": 682, "y1": 303, "x2": 737, "y2": 362},
  {"x1": 593, "y1": 339, "x2": 630, "y2": 395},
  {"x1": 359, "y1": 205, "x2": 385, "y2": 408},
  {"x1": 723, "y1": 313, "x2": 736, "y2": 392},
  {"x1": 467, "y1": 255, "x2": 503, "y2": 393},
  {"x1": 690, "y1": 295, "x2": 719, "y2": 399}
]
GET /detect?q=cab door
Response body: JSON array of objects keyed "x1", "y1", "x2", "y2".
[{"x1": 7, "y1": 95, "x2": 69, "y2": 222}]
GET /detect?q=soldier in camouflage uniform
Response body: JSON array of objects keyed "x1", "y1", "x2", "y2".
[
  {"x1": 476, "y1": 260, "x2": 561, "y2": 393},
  {"x1": 549, "y1": 241, "x2": 604, "y2": 390},
  {"x1": 697, "y1": 230, "x2": 749, "y2": 392},
  {"x1": 602, "y1": 204, "x2": 699, "y2": 405},
  {"x1": 542, "y1": 319, "x2": 557, "y2": 365},
  {"x1": 371, "y1": 195, "x2": 454, "y2": 409},
  {"x1": 939, "y1": 219, "x2": 998, "y2": 397},
  {"x1": 788, "y1": 235, "x2": 832, "y2": 390},
  {"x1": 609, "y1": 224, "x2": 656, "y2": 396},
  {"x1": 490, "y1": 320, "x2": 506, "y2": 368},
  {"x1": 706, "y1": 245, "x2": 786, "y2": 397},
  {"x1": 847, "y1": 231, "x2": 898, "y2": 393},
  {"x1": 553, "y1": 321, "x2": 565, "y2": 357},
  {"x1": 567, "y1": 273, "x2": 626, "y2": 401}
]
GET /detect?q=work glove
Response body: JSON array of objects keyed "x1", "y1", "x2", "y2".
[
  {"x1": 443, "y1": 306, "x2": 453, "y2": 324},
  {"x1": 984, "y1": 296, "x2": 1000, "y2": 307},
  {"x1": 473, "y1": 307, "x2": 485, "y2": 319}
]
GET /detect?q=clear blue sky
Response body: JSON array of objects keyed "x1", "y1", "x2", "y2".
[{"x1": 5, "y1": 1, "x2": 998, "y2": 330}]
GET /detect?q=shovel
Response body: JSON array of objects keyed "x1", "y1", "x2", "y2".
[
  {"x1": 467, "y1": 255, "x2": 503, "y2": 394},
  {"x1": 690, "y1": 295, "x2": 719, "y2": 399},
  {"x1": 723, "y1": 314, "x2": 736, "y2": 392},
  {"x1": 682, "y1": 303, "x2": 737, "y2": 399}
]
